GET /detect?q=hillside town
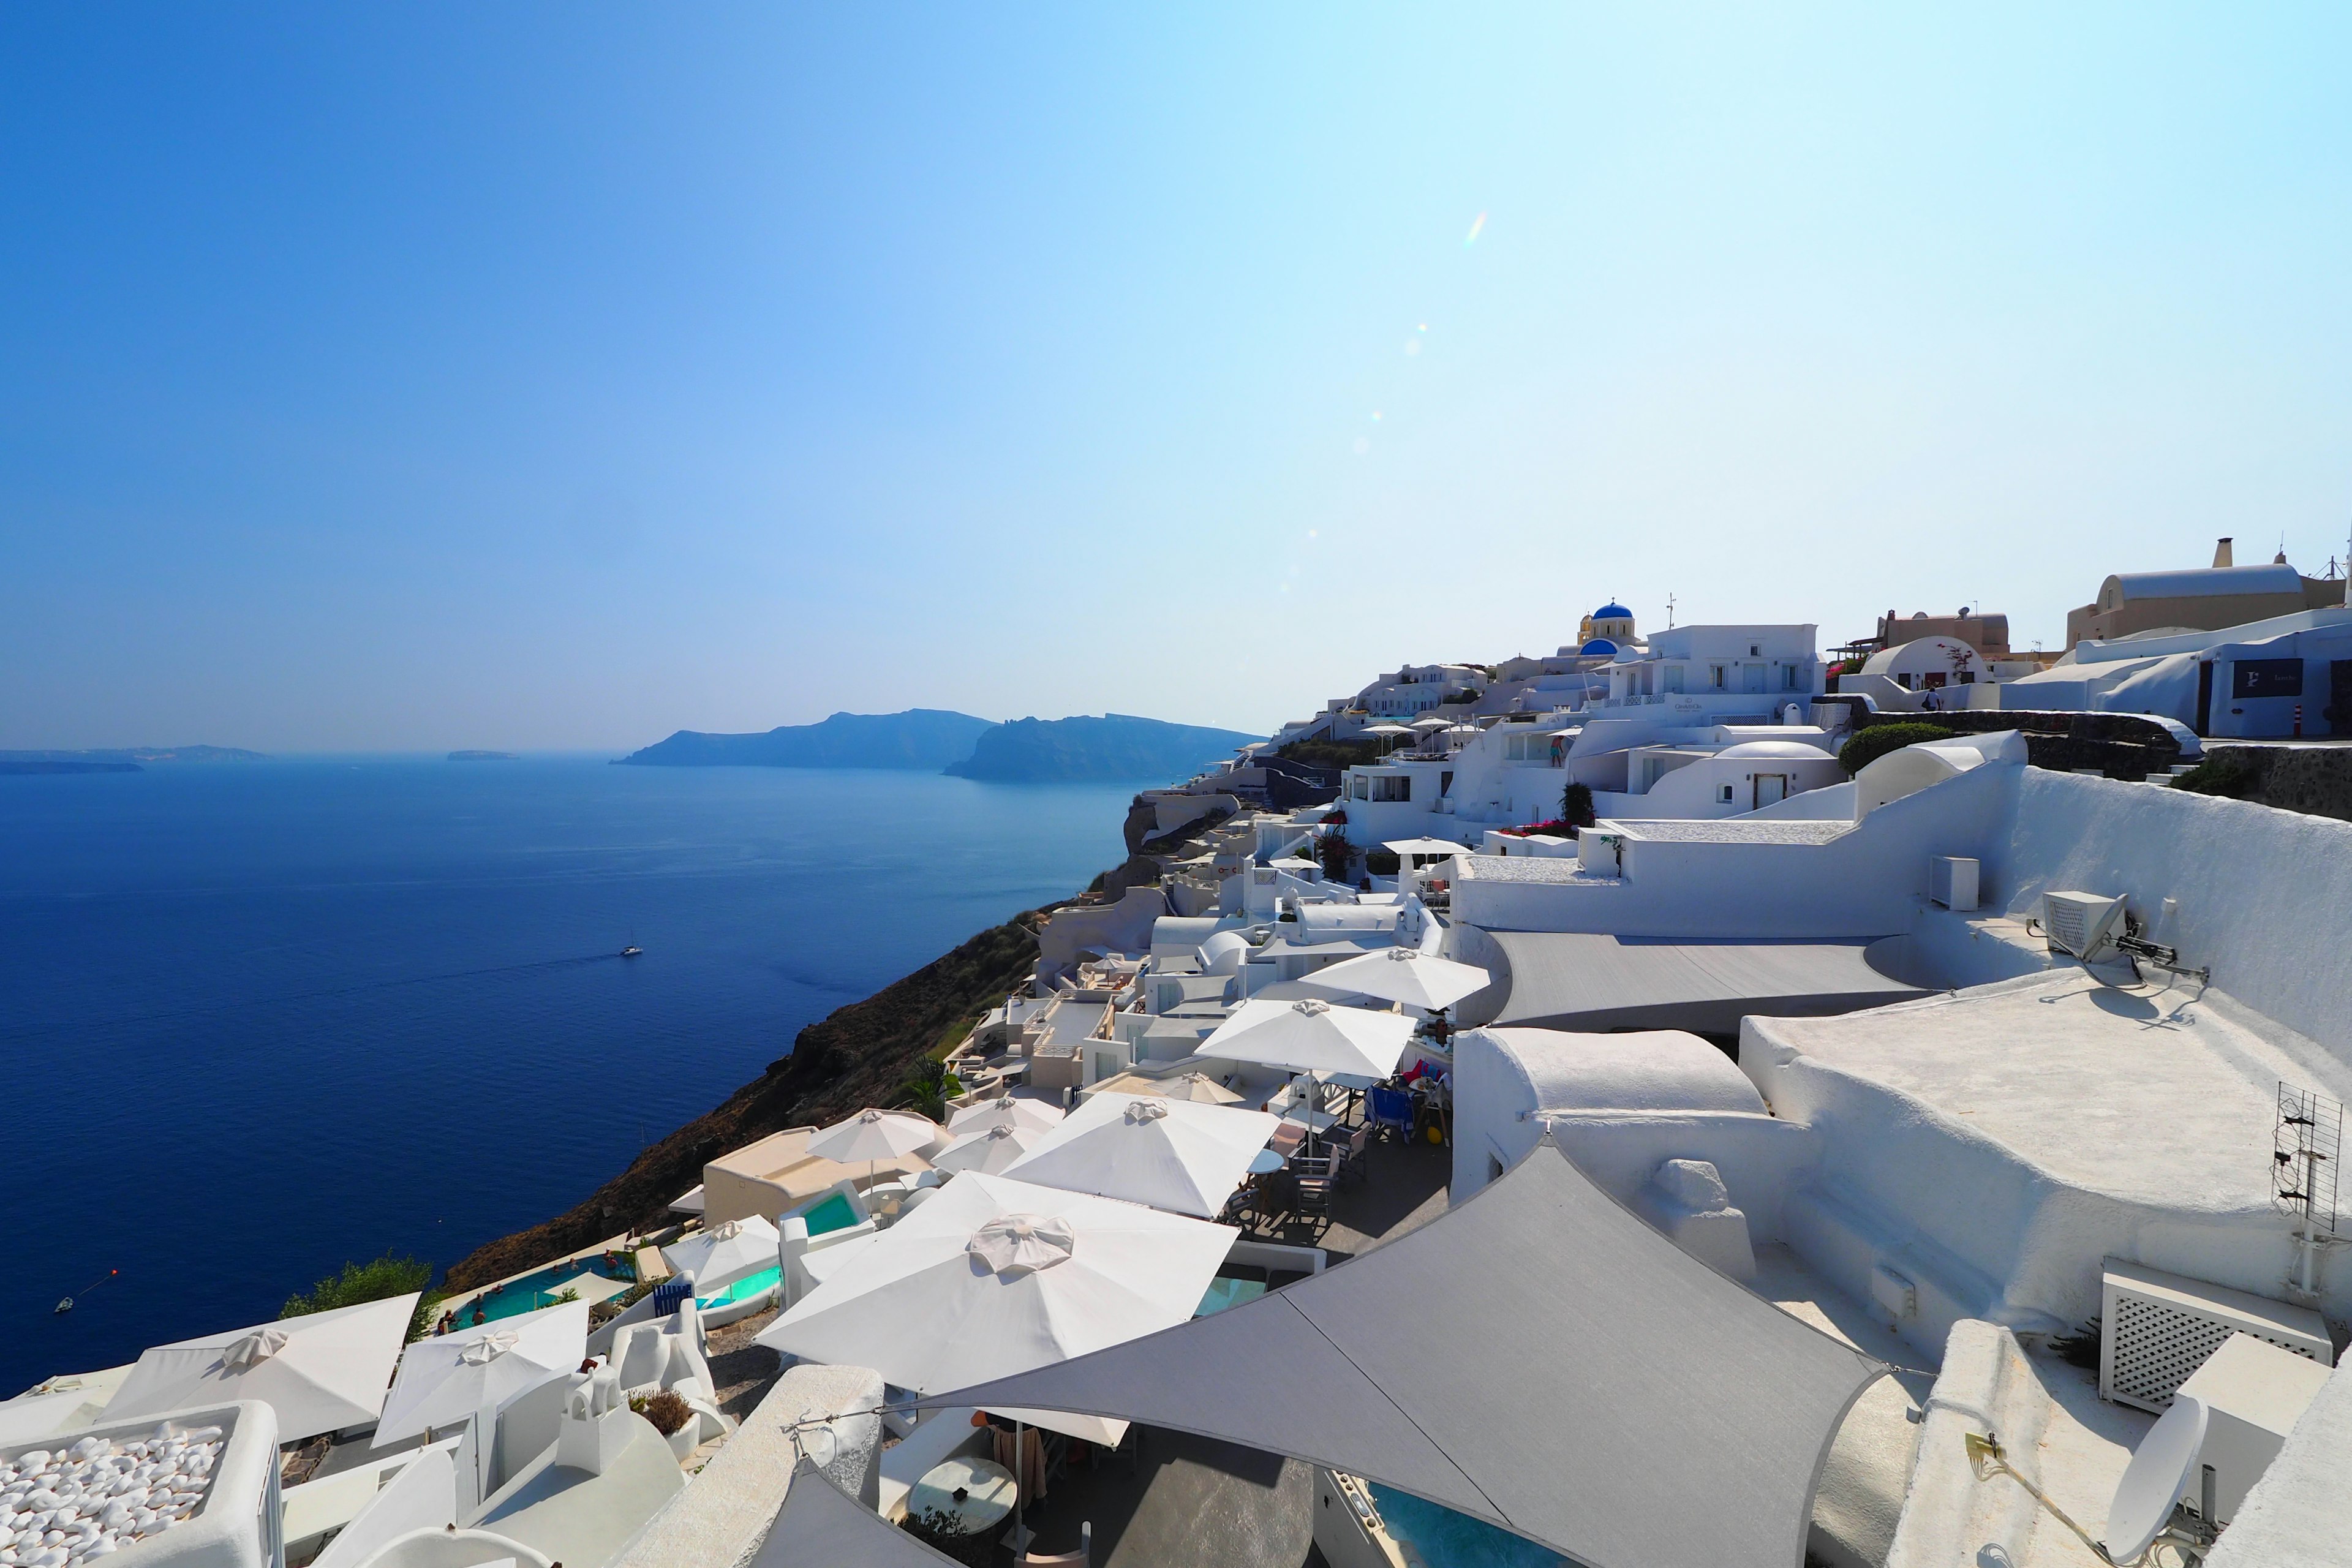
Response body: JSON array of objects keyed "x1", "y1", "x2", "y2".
[{"x1": 9, "y1": 541, "x2": 2352, "y2": 1568}]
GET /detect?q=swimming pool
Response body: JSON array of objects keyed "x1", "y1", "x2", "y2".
[
  {"x1": 462, "y1": 1254, "x2": 633, "y2": 1322},
  {"x1": 1367, "y1": 1483, "x2": 1569, "y2": 1568},
  {"x1": 799, "y1": 1191, "x2": 861, "y2": 1236},
  {"x1": 698, "y1": 1265, "x2": 781, "y2": 1308}
]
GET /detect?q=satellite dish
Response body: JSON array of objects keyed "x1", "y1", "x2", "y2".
[{"x1": 2104, "y1": 1392, "x2": 2208, "y2": 1563}]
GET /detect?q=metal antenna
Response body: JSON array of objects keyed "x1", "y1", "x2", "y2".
[
  {"x1": 1664, "y1": 592, "x2": 1676, "y2": 629},
  {"x1": 2274, "y1": 1082, "x2": 2342, "y2": 1298}
]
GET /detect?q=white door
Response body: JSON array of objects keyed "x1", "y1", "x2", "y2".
[{"x1": 1753, "y1": 774, "x2": 1788, "y2": 809}]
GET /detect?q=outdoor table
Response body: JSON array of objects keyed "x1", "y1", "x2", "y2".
[
  {"x1": 1246, "y1": 1148, "x2": 1286, "y2": 1175},
  {"x1": 907, "y1": 1455, "x2": 1018, "y2": 1544}
]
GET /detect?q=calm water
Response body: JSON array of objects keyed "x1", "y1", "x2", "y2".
[{"x1": 0, "y1": 757, "x2": 1139, "y2": 1393}]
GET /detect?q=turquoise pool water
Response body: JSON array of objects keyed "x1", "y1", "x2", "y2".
[
  {"x1": 464, "y1": 1255, "x2": 631, "y2": 1322},
  {"x1": 1194, "y1": 1276, "x2": 1267, "y2": 1316},
  {"x1": 799, "y1": 1191, "x2": 860, "y2": 1237},
  {"x1": 699, "y1": 1265, "x2": 781, "y2": 1308},
  {"x1": 1368, "y1": 1484, "x2": 1569, "y2": 1568}
]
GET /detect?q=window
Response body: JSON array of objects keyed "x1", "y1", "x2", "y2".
[
  {"x1": 1719, "y1": 783, "x2": 1734, "y2": 802},
  {"x1": 1352, "y1": 775, "x2": 1369, "y2": 799},
  {"x1": 1370, "y1": 775, "x2": 1411, "y2": 802},
  {"x1": 1664, "y1": 666, "x2": 1684, "y2": 694},
  {"x1": 1749, "y1": 643, "x2": 1762, "y2": 657},
  {"x1": 1709, "y1": 665, "x2": 1727, "y2": 688},
  {"x1": 1784, "y1": 663, "x2": 1803, "y2": 690}
]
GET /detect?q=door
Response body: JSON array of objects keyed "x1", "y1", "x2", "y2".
[
  {"x1": 1753, "y1": 774, "x2": 1788, "y2": 809},
  {"x1": 1742, "y1": 662, "x2": 1768, "y2": 693},
  {"x1": 2195, "y1": 660, "x2": 2214, "y2": 736}
]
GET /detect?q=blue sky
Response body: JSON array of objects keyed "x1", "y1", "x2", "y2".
[{"x1": 5, "y1": 5, "x2": 2349, "y2": 750}]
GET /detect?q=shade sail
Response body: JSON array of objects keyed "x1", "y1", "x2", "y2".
[
  {"x1": 1300, "y1": 946, "x2": 1493, "y2": 1012},
  {"x1": 1381, "y1": 838, "x2": 1473, "y2": 858},
  {"x1": 663, "y1": 1215, "x2": 783, "y2": 1289},
  {"x1": 930, "y1": 1120, "x2": 1052, "y2": 1175},
  {"x1": 375, "y1": 1298, "x2": 589, "y2": 1446},
  {"x1": 749, "y1": 1458, "x2": 961, "y2": 1568},
  {"x1": 998, "y1": 1094, "x2": 1281, "y2": 1218},
  {"x1": 755, "y1": 1174, "x2": 1234, "y2": 1405},
  {"x1": 1200, "y1": 997, "x2": 1415, "y2": 1080},
  {"x1": 1469, "y1": 932, "x2": 1930, "y2": 1033},
  {"x1": 926, "y1": 1140, "x2": 1883, "y2": 1568},
  {"x1": 946, "y1": 1095, "x2": 1065, "y2": 1136},
  {"x1": 105, "y1": 1293, "x2": 419, "y2": 1442}
]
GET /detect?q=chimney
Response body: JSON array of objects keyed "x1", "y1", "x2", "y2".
[{"x1": 2213, "y1": 537, "x2": 2234, "y2": 568}]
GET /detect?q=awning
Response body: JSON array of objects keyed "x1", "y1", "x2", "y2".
[
  {"x1": 924, "y1": 1139, "x2": 1882, "y2": 1568},
  {"x1": 1464, "y1": 932, "x2": 1929, "y2": 1033},
  {"x1": 748, "y1": 1459, "x2": 960, "y2": 1567}
]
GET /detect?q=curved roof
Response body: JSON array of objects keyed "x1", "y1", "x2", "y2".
[
  {"x1": 1593, "y1": 602, "x2": 1633, "y2": 619},
  {"x1": 1472, "y1": 932, "x2": 1928, "y2": 1033},
  {"x1": 1580, "y1": 638, "x2": 1619, "y2": 655},
  {"x1": 2106, "y1": 564, "x2": 2302, "y2": 602},
  {"x1": 1716, "y1": 740, "x2": 1836, "y2": 761},
  {"x1": 1469, "y1": 1027, "x2": 1765, "y2": 1115},
  {"x1": 1859, "y1": 635, "x2": 1978, "y2": 675}
]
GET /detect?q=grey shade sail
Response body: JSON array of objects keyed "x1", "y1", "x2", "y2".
[
  {"x1": 923, "y1": 1139, "x2": 1884, "y2": 1568},
  {"x1": 1466, "y1": 932, "x2": 1929, "y2": 1033},
  {"x1": 750, "y1": 1459, "x2": 962, "y2": 1568}
]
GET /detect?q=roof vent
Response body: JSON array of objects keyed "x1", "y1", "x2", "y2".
[{"x1": 2098, "y1": 1259, "x2": 2330, "y2": 1414}]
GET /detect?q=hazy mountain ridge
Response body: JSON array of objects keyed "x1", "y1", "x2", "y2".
[
  {"x1": 0, "y1": 746, "x2": 266, "y2": 766},
  {"x1": 615, "y1": 709, "x2": 997, "y2": 771},
  {"x1": 944, "y1": 713, "x2": 1259, "y2": 782}
]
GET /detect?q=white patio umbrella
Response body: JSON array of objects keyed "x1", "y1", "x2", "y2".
[
  {"x1": 807, "y1": 1107, "x2": 938, "y2": 1189},
  {"x1": 104, "y1": 1293, "x2": 419, "y2": 1443},
  {"x1": 661, "y1": 1215, "x2": 782, "y2": 1292},
  {"x1": 373, "y1": 1298, "x2": 589, "y2": 1448},
  {"x1": 1201, "y1": 996, "x2": 1416, "y2": 1082},
  {"x1": 1361, "y1": 723, "x2": 1415, "y2": 736},
  {"x1": 932, "y1": 1120, "x2": 1053, "y2": 1175},
  {"x1": 946, "y1": 1094, "x2": 1065, "y2": 1137},
  {"x1": 999, "y1": 1095, "x2": 1283, "y2": 1218},
  {"x1": 755, "y1": 1172, "x2": 1235, "y2": 1434},
  {"x1": 1300, "y1": 946, "x2": 1494, "y2": 1014},
  {"x1": 1408, "y1": 715, "x2": 1452, "y2": 729},
  {"x1": 1135, "y1": 1072, "x2": 1244, "y2": 1106}
]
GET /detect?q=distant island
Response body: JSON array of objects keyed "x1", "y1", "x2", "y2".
[
  {"x1": 945, "y1": 714, "x2": 1259, "y2": 782},
  {"x1": 615, "y1": 708, "x2": 1259, "y2": 783},
  {"x1": 448, "y1": 750, "x2": 519, "y2": 762},
  {"x1": 617, "y1": 709, "x2": 997, "y2": 771},
  {"x1": 0, "y1": 745, "x2": 265, "y2": 775}
]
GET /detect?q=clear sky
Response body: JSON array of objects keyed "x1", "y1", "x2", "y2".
[{"x1": 5, "y1": 6, "x2": 2349, "y2": 751}]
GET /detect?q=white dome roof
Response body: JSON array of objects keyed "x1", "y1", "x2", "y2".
[{"x1": 1716, "y1": 741, "x2": 1837, "y2": 761}]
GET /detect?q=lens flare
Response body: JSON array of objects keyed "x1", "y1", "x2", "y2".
[{"x1": 1463, "y1": 211, "x2": 1487, "y2": 246}]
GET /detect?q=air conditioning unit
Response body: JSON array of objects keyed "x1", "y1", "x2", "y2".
[
  {"x1": 2098, "y1": 1259, "x2": 2332, "y2": 1414},
  {"x1": 2172, "y1": 1332, "x2": 2335, "y2": 1525},
  {"x1": 1929, "y1": 857, "x2": 1980, "y2": 910},
  {"x1": 2042, "y1": 890, "x2": 2127, "y2": 961}
]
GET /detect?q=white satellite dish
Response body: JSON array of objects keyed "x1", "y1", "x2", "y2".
[{"x1": 2103, "y1": 1392, "x2": 2209, "y2": 1564}]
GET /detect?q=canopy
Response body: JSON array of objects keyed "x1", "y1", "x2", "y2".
[
  {"x1": 1201, "y1": 996, "x2": 1415, "y2": 1080},
  {"x1": 809, "y1": 1109, "x2": 939, "y2": 1165},
  {"x1": 930, "y1": 1120, "x2": 1052, "y2": 1176},
  {"x1": 374, "y1": 1299, "x2": 589, "y2": 1446},
  {"x1": 748, "y1": 1458, "x2": 961, "y2": 1568},
  {"x1": 1467, "y1": 932, "x2": 1929, "y2": 1033},
  {"x1": 1361, "y1": 723, "x2": 1415, "y2": 736},
  {"x1": 946, "y1": 1095, "x2": 1065, "y2": 1136},
  {"x1": 1300, "y1": 946, "x2": 1493, "y2": 1012},
  {"x1": 928, "y1": 1140, "x2": 1883, "y2": 1568},
  {"x1": 998, "y1": 1094, "x2": 1281, "y2": 1218},
  {"x1": 1104, "y1": 1070, "x2": 1244, "y2": 1106},
  {"x1": 755, "y1": 1173, "x2": 1234, "y2": 1422},
  {"x1": 663, "y1": 1215, "x2": 783, "y2": 1290},
  {"x1": 1408, "y1": 715, "x2": 1452, "y2": 729},
  {"x1": 1381, "y1": 838, "x2": 1472, "y2": 859},
  {"x1": 105, "y1": 1293, "x2": 419, "y2": 1443}
]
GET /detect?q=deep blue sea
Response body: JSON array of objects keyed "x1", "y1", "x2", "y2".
[{"x1": 0, "y1": 757, "x2": 1139, "y2": 1395}]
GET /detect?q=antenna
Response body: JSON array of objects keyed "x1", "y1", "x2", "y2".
[
  {"x1": 1664, "y1": 592, "x2": 1676, "y2": 629},
  {"x1": 2274, "y1": 1081, "x2": 2342, "y2": 1298}
]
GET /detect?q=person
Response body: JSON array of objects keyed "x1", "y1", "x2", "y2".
[{"x1": 470, "y1": 1305, "x2": 488, "y2": 1327}]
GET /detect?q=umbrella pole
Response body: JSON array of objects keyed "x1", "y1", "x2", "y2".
[{"x1": 1012, "y1": 1418, "x2": 1028, "y2": 1552}]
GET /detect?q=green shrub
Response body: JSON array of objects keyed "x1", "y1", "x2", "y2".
[
  {"x1": 1316, "y1": 832, "x2": 1353, "y2": 878},
  {"x1": 631, "y1": 1389, "x2": 690, "y2": 1436},
  {"x1": 1363, "y1": 850, "x2": 1401, "y2": 875},
  {"x1": 2170, "y1": 754, "x2": 2258, "y2": 799},
  {"x1": 284, "y1": 1252, "x2": 441, "y2": 1342},
  {"x1": 895, "y1": 1057, "x2": 963, "y2": 1121},
  {"x1": 1276, "y1": 737, "x2": 1383, "y2": 769},
  {"x1": 1560, "y1": 781, "x2": 1595, "y2": 829},
  {"x1": 1836, "y1": 723, "x2": 1958, "y2": 777}
]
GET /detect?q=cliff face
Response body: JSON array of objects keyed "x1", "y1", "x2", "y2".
[{"x1": 441, "y1": 916, "x2": 1042, "y2": 1290}]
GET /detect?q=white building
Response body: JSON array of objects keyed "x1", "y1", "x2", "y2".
[{"x1": 1593, "y1": 625, "x2": 1824, "y2": 722}]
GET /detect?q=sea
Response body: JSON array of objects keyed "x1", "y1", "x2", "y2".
[{"x1": 0, "y1": 756, "x2": 1141, "y2": 1395}]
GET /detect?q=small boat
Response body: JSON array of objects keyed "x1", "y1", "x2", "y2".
[
  {"x1": 620, "y1": 945, "x2": 643, "y2": 959},
  {"x1": 53, "y1": 1298, "x2": 72, "y2": 1314}
]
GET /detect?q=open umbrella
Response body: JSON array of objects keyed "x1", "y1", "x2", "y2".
[
  {"x1": 808, "y1": 1107, "x2": 938, "y2": 1190},
  {"x1": 1299, "y1": 946, "x2": 1494, "y2": 1014},
  {"x1": 755, "y1": 1172, "x2": 1234, "y2": 1420},
  {"x1": 1133, "y1": 1072, "x2": 1245, "y2": 1106},
  {"x1": 374, "y1": 1298, "x2": 588, "y2": 1448},
  {"x1": 662, "y1": 1215, "x2": 782, "y2": 1294},
  {"x1": 946, "y1": 1094, "x2": 1064, "y2": 1137},
  {"x1": 1000, "y1": 1095, "x2": 1281, "y2": 1218},
  {"x1": 932, "y1": 1120, "x2": 1052, "y2": 1176},
  {"x1": 104, "y1": 1293, "x2": 419, "y2": 1443},
  {"x1": 1201, "y1": 996, "x2": 1415, "y2": 1081}
]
